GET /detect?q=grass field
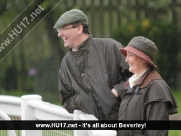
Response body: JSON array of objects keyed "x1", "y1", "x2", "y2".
[
  {"x1": 172, "y1": 90, "x2": 181, "y2": 114},
  {"x1": 168, "y1": 90, "x2": 181, "y2": 136}
]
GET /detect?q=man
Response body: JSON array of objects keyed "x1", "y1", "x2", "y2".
[{"x1": 54, "y1": 9, "x2": 131, "y2": 120}]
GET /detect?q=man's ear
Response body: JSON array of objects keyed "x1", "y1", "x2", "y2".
[{"x1": 77, "y1": 25, "x2": 83, "y2": 35}]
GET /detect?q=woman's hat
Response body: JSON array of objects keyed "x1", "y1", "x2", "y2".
[{"x1": 120, "y1": 36, "x2": 158, "y2": 68}]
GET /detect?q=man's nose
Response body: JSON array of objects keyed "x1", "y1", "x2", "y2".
[{"x1": 58, "y1": 31, "x2": 63, "y2": 37}]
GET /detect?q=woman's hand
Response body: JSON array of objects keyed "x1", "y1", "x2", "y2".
[{"x1": 111, "y1": 88, "x2": 118, "y2": 98}]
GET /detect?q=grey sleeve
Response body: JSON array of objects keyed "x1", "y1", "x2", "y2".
[{"x1": 145, "y1": 102, "x2": 169, "y2": 136}]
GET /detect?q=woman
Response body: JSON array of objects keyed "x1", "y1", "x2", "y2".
[{"x1": 117, "y1": 36, "x2": 178, "y2": 136}]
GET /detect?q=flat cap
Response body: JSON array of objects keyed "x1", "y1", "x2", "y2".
[{"x1": 54, "y1": 9, "x2": 88, "y2": 29}]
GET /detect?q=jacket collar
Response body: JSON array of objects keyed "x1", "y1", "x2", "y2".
[
  {"x1": 69, "y1": 35, "x2": 92, "y2": 56},
  {"x1": 123, "y1": 69, "x2": 162, "y2": 89}
]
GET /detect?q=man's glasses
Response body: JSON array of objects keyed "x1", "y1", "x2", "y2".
[{"x1": 57, "y1": 25, "x2": 79, "y2": 32}]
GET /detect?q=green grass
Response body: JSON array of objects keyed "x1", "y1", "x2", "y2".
[
  {"x1": 169, "y1": 130, "x2": 181, "y2": 136},
  {"x1": 168, "y1": 90, "x2": 181, "y2": 136},
  {"x1": 172, "y1": 90, "x2": 181, "y2": 114},
  {"x1": 0, "y1": 89, "x2": 61, "y2": 105},
  {"x1": 0, "y1": 89, "x2": 29, "y2": 96}
]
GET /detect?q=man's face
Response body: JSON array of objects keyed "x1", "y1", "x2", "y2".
[{"x1": 57, "y1": 24, "x2": 79, "y2": 49}]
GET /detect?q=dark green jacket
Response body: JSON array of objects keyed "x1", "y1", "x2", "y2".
[
  {"x1": 59, "y1": 35, "x2": 131, "y2": 120},
  {"x1": 118, "y1": 70, "x2": 178, "y2": 136}
]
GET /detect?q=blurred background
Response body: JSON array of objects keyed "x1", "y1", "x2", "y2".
[{"x1": 0, "y1": 1, "x2": 181, "y2": 134}]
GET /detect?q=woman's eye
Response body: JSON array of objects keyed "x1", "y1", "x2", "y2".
[{"x1": 128, "y1": 53, "x2": 133, "y2": 57}]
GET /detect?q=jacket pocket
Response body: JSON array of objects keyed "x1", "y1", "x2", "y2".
[{"x1": 110, "y1": 90, "x2": 119, "y2": 100}]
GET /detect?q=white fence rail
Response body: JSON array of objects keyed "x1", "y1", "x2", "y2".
[
  {"x1": 0, "y1": 94, "x2": 117, "y2": 136},
  {"x1": 0, "y1": 110, "x2": 16, "y2": 136}
]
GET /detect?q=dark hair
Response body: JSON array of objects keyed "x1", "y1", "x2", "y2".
[{"x1": 71, "y1": 21, "x2": 89, "y2": 34}]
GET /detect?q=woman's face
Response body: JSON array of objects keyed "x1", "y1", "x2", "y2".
[{"x1": 125, "y1": 51, "x2": 146, "y2": 75}]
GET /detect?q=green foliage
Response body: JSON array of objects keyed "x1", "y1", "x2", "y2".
[
  {"x1": 2, "y1": 66, "x2": 18, "y2": 90},
  {"x1": 112, "y1": 19, "x2": 181, "y2": 89},
  {"x1": 0, "y1": 0, "x2": 65, "y2": 93},
  {"x1": 34, "y1": 56, "x2": 60, "y2": 103}
]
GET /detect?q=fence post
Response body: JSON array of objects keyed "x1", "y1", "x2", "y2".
[
  {"x1": 21, "y1": 94, "x2": 42, "y2": 136},
  {"x1": 73, "y1": 110, "x2": 89, "y2": 136}
]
